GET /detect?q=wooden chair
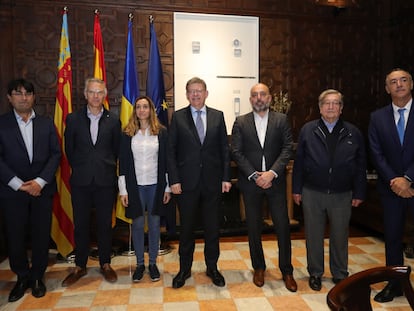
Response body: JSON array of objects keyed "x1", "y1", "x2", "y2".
[{"x1": 326, "y1": 266, "x2": 414, "y2": 311}]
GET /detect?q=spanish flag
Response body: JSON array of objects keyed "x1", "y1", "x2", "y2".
[
  {"x1": 52, "y1": 7, "x2": 75, "y2": 257},
  {"x1": 93, "y1": 10, "x2": 109, "y2": 110},
  {"x1": 116, "y1": 14, "x2": 139, "y2": 224}
]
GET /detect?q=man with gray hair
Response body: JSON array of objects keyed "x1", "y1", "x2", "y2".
[{"x1": 292, "y1": 89, "x2": 366, "y2": 291}]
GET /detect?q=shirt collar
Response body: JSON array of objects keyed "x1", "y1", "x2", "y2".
[
  {"x1": 14, "y1": 109, "x2": 35, "y2": 122},
  {"x1": 87, "y1": 106, "x2": 103, "y2": 118},
  {"x1": 392, "y1": 98, "x2": 412, "y2": 113}
]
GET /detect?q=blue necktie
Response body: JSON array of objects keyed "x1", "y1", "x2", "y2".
[
  {"x1": 195, "y1": 110, "x2": 204, "y2": 143},
  {"x1": 397, "y1": 108, "x2": 406, "y2": 144}
]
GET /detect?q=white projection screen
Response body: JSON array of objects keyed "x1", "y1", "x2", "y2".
[{"x1": 174, "y1": 12, "x2": 259, "y2": 134}]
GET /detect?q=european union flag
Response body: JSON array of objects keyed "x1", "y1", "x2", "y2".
[{"x1": 147, "y1": 20, "x2": 168, "y2": 126}]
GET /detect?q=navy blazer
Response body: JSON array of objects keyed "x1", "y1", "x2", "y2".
[
  {"x1": 231, "y1": 110, "x2": 293, "y2": 193},
  {"x1": 118, "y1": 127, "x2": 168, "y2": 218},
  {"x1": 64, "y1": 106, "x2": 121, "y2": 187},
  {"x1": 0, "y1": 111, "x2": 61, "y2": 198},
  {"x1": 369, "y1": 103, "x2": 414, "y2": 196},
  {"x1": 167, "y1": 105, "x2": 231, "y2": 192}
]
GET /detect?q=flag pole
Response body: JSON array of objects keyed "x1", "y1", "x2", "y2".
[
  {"x1": 122, "y1": 224, "x2": 135, "y2": 256},
  {"x1": 120, "y1": 12, "x2": 136, "y2": 257}
]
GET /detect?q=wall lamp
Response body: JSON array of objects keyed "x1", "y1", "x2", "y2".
[{"x1": 314, "y1": 0, "x2": 358, "y2": 8}]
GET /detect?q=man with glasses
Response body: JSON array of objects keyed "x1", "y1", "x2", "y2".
[
  {"x1": 0, "y1": 79, "x2": 61, "y2": 301},
  {"x1": 293, "y1": 89, "x2": 366, "y2": 291},
  {"x1": 369, "y1": 68, "x2": 414, "y2": 303},
  {"x1": 168, "y1": 77, "x2": 232, "y2": 288},
  {"x1": 231, "y1": 82, "x2": 297, "y2": 292},
  {"x1": 62, "y1": 78, "x2": 121, "y2": 287}
]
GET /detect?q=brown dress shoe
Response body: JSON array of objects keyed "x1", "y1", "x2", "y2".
[
  {"x1": 100, "y1": 263, "x2": 117, "y2": 283},
  {"x1": 253, "y1": 269, "x2": 265, "y2": 287},
  {"x1": 283, "y1": 274, "x2": 297, "y2": 292},
  {"x1": 62, "y1": 266, "x2": 87, "y2": 287}
]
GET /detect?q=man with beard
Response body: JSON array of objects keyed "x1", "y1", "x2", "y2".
[{"x1": 231, "y1": 82, "x2": 297, "y2": 292}]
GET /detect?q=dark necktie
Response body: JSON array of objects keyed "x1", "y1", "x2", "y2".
[
  {"x1": 397, "y1": 108, "x2": 406, "y2": 144},
  {"x1": 195, "y1": 110, "x2": 204, "y2": 143}
]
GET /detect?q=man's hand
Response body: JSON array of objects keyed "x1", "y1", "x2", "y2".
[
  {"x1": 20, "y1": 180, "x2": 41, "y2": 196},
  {"x1": 390, "y1": 177, "x2": 413, "y2": 197},
  {"x1": 352, "y1": 199, "x2": 363, "y2": 207},
  {"x1": 171, "y1": 183, "x2": 182, "y2": 195},
  {"x1": 293, "y1": 193, "x2": 302, "y2": 205},
  {"x1": 255, "y1": 171, "x2": 274, "y2": 189},
  {"x1": 222, "y1": 181, "x2": 232, "y2": 193}
]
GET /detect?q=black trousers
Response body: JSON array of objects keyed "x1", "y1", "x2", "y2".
[
  {"x1": 242, "y1": 188, "x2": 293, "y2": 275},
  {"x1": 176, "y1": 183, "x2": 221, "y2": 272},
  {"x1": 2, "y1": 194, "x2": 52, "y2": 280},
  {"x1": 71, "y1": 184, "x2": 116, "y2": 267}
]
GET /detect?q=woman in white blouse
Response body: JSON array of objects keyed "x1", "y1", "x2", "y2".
[{"x1": 118, "y1": 96, "x2": 170, "y2": 282}]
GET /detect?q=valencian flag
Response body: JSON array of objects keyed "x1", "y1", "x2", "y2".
[
  {"x1": 116, "y1": 14, "x2": 139, "y2": 224},
  {"x1": 52, "y1": 7, "x2": 75, "y2": 257},
  {"x1": 93, "y1": 9, "x2": 109, "y2": 110},
  {"x1": 147, "y1": 16, "x2": 168, "y2": 126}
]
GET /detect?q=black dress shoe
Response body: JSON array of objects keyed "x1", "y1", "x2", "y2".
[
  {"x1": 31, "y1": 279, "x2": 46, "y2": 298},
  {"x1": 206, "y1": 268, "x2": 225, "y2": 287},
  {"x1": 172, "y1": 270, "x2": 191, "y2": 288},
  {"x1": 8, "y1": 277, "x2": 29, "y2": 302},
  {"x1": 374, "y1": 282, "x2": 403, "y2": 303},
  {"x1": 309, "y1": 275, "x2": 322, "y2": 291},
  {"x1": 404, "y1": 245, "x2": 414, "y2": 258},
  {"x1": 332, "y1": 277, "x2": 345, "y2": 284}
]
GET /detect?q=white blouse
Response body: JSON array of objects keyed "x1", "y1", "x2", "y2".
[{"x1": 118, "y1": 128, "x2": 170, "y2": 195}]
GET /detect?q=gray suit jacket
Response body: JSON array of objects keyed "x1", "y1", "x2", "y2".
[{"x1": 231, "y1": 110, "x2": 293, "y2": 193}]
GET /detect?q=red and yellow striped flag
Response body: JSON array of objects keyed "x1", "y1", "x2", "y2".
[
  {"x1": 93, "y1": 10, "x2": 109, "y2": 109},
  {"x1": 52, "y1": 7, "x2": 75, "y2": 257}
]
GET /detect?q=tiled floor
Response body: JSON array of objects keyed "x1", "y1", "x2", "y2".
[{"x1": 0, "y1": 236, "x2": 413, "y2": 310}]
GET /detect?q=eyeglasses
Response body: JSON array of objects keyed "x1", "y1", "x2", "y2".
[
  {"x1": 86, "y1": 90, "x2": 105, "y2": 96},
  {"x1": 322, "y1": 101, "x2": 341, "y2": 106},
  {"x1": 187, "y1": 89, "x2": 204, "y2": 95},
  {"x1": 11, "y1": 91, "x2": 34, "y2": 97}
]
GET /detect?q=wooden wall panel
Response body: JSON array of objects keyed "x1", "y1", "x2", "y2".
[{"x1": 0, "y1": 0, "x2": 412, "y2": 142}]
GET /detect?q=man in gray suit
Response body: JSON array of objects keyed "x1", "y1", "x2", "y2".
[
  {"x1": 231, "y1": 82, "x2": 297, "y2": 292},
  {"x1": 168, "y1": 77, "x2": 232, "y2": 288}
]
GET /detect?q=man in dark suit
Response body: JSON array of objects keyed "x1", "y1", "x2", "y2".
[
  {"x1": 369, "y1": 68, "x2": 414, "y2": 303},
  {"x1": 168, "y1": 77, "x2": 232, "y2": 288},
  {"x1": 0, "y1": 79, "x2": 61, "y2": 301},
  {"x1": 62, "y1": 78, "x2": 121, "y2": 286},
  {"x1": 231, "y1": 82, "x2": 297, "y2": 292}
]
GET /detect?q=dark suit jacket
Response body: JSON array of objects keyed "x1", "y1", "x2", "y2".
[
  {"x1": 369, "y1": 103, "x2": 414, "y2": 196},
  {"x1": 167, "y1": 105, "x2": 231, "y2": 192},
  {"x1": 0, "y1": 111, "x2": 61, "y2": 198},
  {"x1": 231, "y1": 110, "x2": 293, "y2": 193},
  {"x1": 118, "y1": 127, "x2": 168, "y2": 218},
  {"x1": 64, "y1": 106, "x2": 121, "y2": 187}
]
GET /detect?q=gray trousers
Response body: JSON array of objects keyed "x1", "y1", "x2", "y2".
[{"x1": 302, "y1": 187, "x2": 352, "y2": 279}]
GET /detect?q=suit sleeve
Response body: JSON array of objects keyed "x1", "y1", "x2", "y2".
[
  {"x1": 231, "y1": 116, "x2": 255, "y2": 178},
  {"x1": 38, "y1": 118, "x2": 61, "y2": 183}
]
